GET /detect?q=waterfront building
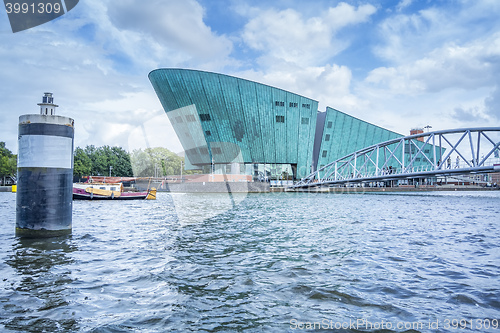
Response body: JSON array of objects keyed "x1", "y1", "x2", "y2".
[{"x1": 149, "y1": 68, "x2": 436, "y2": 181}]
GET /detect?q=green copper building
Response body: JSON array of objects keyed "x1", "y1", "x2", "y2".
[{"x1": 149, "y1": 68, "x2": 416, "y2": 180}]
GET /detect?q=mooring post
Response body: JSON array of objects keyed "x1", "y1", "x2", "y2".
[{"x1": 16, "y1": 93, "x2": 74, "y2": 238}]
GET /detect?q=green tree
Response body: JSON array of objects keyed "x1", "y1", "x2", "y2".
[
  {"x1": 73, "y1": 145, "x2": 133, "y2": 177},
  {"x1": 0, "y1": 142, "x2": 17, "y2": 183},
  {"x1": 73, "y1": 147, "x2": 92, "y2": 178},
  {"x1": 110, "y1": 146, "x2": 133, "y2": 176},
  {"x1": 130, "y1": 147, "x2": 195, "y2": 177}
]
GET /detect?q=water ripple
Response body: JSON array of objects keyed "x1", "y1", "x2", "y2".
[{"x1": 0, "y1": 191, "x2": 499, "y2": 332}]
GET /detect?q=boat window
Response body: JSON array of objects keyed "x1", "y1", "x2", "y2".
[
  {"x1": 100, "y1": 187, "x2": 105, "y2": 190},
  {"x1": 111, "y1": 187, "x2": 116, "y2": 191}
]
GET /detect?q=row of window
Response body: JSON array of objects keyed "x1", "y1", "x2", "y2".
[
  {"x1": 201, "y1": 114, "x2": 311, "y2": 124},
  {"x1": 200, "y1": 114, "x2": 211, "y2": 121},
  {"x1": 274, "y1": 101, "x2": 311, "y2": 109},
  {"x1": 275, "y1": 115, "x2": 310, "y2": 124},
  {"x1": 179, "y1": 109, "x2": 316, "y2": 124}
]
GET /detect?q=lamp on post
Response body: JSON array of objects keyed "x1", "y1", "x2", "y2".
[{"x1": 180, "y1": 159, "x2": 183, "y2": 183}]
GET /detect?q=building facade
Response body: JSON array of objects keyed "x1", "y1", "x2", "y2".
[{"x1": 149, "y1": 68, "x2": 433, "y2": 180}]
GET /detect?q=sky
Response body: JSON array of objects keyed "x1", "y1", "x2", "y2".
[{"x1": 1, "y1": 0, "x2": 500, "y2": 155}]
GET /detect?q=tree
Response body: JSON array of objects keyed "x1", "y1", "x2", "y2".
[
  {"x1": 130, "y1": 147, "x2": 195, "y2": 177},
  {"x1": 110, "y1": 146, "x2": 133, "y2": 176},
  {"x1": 73, "y1": 145, "x2": 133, "y2": 177},
  {"x1": 0, "y1": 142, "x2": 17, "y2": 183},
  {"x1": 73, "y1": 147, "x2": 92, "y2": 178}
]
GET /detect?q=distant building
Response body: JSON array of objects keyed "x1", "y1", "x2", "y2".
[
  {"x1": 149, "y1": 69, "x2": 437, "y2": 180},
  {"x1": 410, "y1": 128, "x2": 424, "y2": 142}
]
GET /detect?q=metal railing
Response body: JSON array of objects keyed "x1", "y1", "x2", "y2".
[{"x1": 293, "y1": 127, "x2": 500, "y2": 188}]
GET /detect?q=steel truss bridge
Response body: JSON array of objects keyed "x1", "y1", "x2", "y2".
[{"x1": 292, "y1": 127, "x2": 500, "y2": 189}]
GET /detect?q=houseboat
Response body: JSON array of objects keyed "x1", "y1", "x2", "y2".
[{"x1": 73, "y1": 182, "x2": 156, "y2": 200}]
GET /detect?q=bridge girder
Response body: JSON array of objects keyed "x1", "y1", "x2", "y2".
[{"x1": 293, "y1": 127, "x2": 500, "y2": 189}]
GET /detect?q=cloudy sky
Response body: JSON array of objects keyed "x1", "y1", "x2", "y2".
[{"x1": 1, "y1": 0, "x2": 499, "y2": 154}]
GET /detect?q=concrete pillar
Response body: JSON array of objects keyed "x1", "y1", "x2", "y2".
[{"x1": 16, "y1": 95, "x2": 74, "y2": 238}]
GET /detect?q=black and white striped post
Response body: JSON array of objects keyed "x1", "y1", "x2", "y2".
[{"x1": 16, "y1": 93, "x2": 74, "y2": 238}]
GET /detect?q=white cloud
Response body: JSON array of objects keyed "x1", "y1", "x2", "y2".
[
  {"x1": 0, "y1": 0, "x2": 238, "y2": 153},
  {"x1": 241, "y1": 2, "x2": 376, "y2": 66},
  {"x1": 2, "y1": 0, "x2": 499, "y2": 155},
  {"x1": 396, "y1": 0, "x2": 413, "y2": 12},
  {"x1": 233, "y1": 2, "x2": 378, "y2": 120},
  {"x1": 235, "y1": 63, "x2": 359, "y2": 114},
  {"x1": 361, "y1": 1, "x2": 500, "y2": 132},
  {"x1": 484, "y1": 86, "x2": 500, "y2": 120},
  {"x1": 107, "y1": 0, "x2": 233, "y2": 66},
  {"x1": 365, "y1": 32, "x2": 500, "y2": 96}
]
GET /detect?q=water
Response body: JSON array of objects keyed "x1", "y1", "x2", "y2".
[{"x1": 0, "y1": 190, "x2": 499, "y2": 332}]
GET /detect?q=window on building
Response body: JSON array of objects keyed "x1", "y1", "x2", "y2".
[
  {"x1": 200, "y1": 114, "x2": 211, "y2": 121},
  {"x1": 301, "y1": 117, "x2": 309, "y2": 125},
  {"x1": 322, "y1": 150, "x2": 327, "y2": 158},
  {"x1": 424, "y1": 149, "x2": 430, "y2": 154},
  {"x1": 327, "y1": 121, "x2": 332, "y2": 128},
  {"x1": 205, "y1": 130, "x2": 211, "y2": 136},
  {"x1": 276, "y1": 115, "x2": 285, "y2": 123},
  {"x1": 175, "y1": 116, "x2": 183, "y2": 123},
  {"x1": 186, "y1": 115, "x2": 196, "y2": 122},
  {"x1": 212, "y1": 147, "x2": 222, "y2": 155},
  {"x1": 200, "y1": 147, "x2": 209, "y2": 155},
  {"x1": 302, "y1": 103, "x2": 311, "y2": 109},
  {"x1": 325, "y1": 134, "x2": 330, "y2": 141},
  {"x1": 289, "y1": 102, "x2": 298, "y2": 108},
  {"x1": 275, "y1": 101, "x2": 285, "y2": 107}
]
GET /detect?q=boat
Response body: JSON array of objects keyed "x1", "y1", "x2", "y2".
[{"x1": 73, "y1": 182, "x2": 156, "y2": 200}]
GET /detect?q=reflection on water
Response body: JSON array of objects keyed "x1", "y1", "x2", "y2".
[
  {"x1": 3, "y1": 236, "x2": 77, "y2": 332},
  {"x1": 171, "y1": 192, "x2": 248, "y2": 225},
  {"x1": 0, "y1": 191, "x2": 499, "y2": 332}
]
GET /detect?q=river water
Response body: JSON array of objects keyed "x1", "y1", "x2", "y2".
[{"x1": 0, "y1": 190, "x2": 499, "y2": 332}]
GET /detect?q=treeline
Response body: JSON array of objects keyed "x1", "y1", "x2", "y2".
[
  {"x1": 1, "y1": 142, "x2": 193, "y2": 180},
  {"x1": 74, "y1": 145, "x2": 193, "y2": 178},
  {"x1": 0, "y1": 142, "x2": 17, "y2": 183},
  {"x1": 74, "y1": 145, "x2": 133, "y2": 177}
]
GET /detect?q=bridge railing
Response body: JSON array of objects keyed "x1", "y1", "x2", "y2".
[{"x1": 293, "y1": 127, "x2": 500, "y2": 188}]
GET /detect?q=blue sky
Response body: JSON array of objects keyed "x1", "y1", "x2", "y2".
[{"x1": 1, "y1": 0, "x2": 499, "y2": 154}]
